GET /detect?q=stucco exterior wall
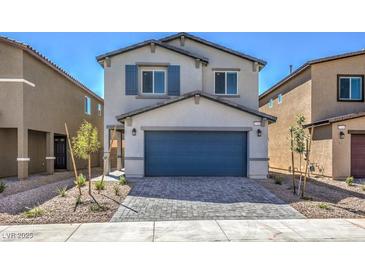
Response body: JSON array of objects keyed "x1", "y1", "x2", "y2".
[
  {"x1": 167, "y1": 38, "x2": 259, "y2": 109},
  {"x1": 331, "y1": 116, "x2": 365, "y2": 179},
  {"x1": 0, "y1": 41, "x2": 104, "y2": 177},
  {"x1": 103, "y1": 45, "x2": 203, "y2": 153},
  {"x1": 260, "y1": 76, "x2": 312, "y2": 174},
  {"x1": 311, "y1": 55, "x2": 365, "y2": 122},
  {"x1": 310, "y1": 125, "x2": 333, "y2": 177},
  {"x1": 124, "y1": 97, "x2": 269, "y2": 179}
]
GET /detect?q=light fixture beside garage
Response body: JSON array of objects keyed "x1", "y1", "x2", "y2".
[
  {"x1": 132, "y1": 128, "x2": 137, "y2": 136},
  {"x1": 257, "y1": 129, "x2": 262, "y2": 137},
  {"x1": 339, "y1": 131, "x2": 345, "y2": 139}
]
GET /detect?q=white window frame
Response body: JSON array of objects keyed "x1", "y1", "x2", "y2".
[
  {"x1": 338, "y1": 76, "x2": 363, "y2": 101},
  {"x1": 84, "y1": 96, "x2": 91, "y2": 115},
  {"x1": 269, "y1": 98, "x2": 273, "y2": 108},
  {"x1": 278, "y1": 94, "x2": 283, "y2": 104},
  {"x1": 97, "y1": 103, "x2": 102, "y2": 116},
  {"x1": 141, "y1": 69, "x2": 167, "y2": 94},
  {"x1": 214, "y1": 71, "x2": 239, "y2": 95}
]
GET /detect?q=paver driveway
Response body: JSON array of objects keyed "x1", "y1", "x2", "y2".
[{"x1": 111, "y1": 177, "x2": 304, "y2": 222}]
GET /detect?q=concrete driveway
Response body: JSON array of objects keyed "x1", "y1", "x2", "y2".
[{"x1": 111, "y1": 177, "x2": 303, "y2": 222}]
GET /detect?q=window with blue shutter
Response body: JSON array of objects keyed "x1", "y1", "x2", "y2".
[
  {"x1": 125, "y1": 65, "x2": 138, "y2": 95},
  {"x1": 167, "y1": 65, "x2": 180, "y2": 96}
]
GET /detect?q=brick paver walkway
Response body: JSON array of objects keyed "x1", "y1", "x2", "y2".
[{"x1": 111, "y1": 177, "x2": 303, "y2": 222}]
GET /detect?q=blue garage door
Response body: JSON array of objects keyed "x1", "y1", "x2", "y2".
[{"x1": 145, "y1": 131, "x2": 247, "y2": 177}]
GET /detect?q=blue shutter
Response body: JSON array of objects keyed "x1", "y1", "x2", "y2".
[
  {"x1": 125, "y1": 65, "x2": 138, "y2": 95},
  {"x1": 167, "y1": 65, "x2": 180, "y2": 96}
]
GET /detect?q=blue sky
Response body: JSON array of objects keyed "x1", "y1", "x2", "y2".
[{"x1": 2, "y1": 32, "x2": 365, "y2": 98}]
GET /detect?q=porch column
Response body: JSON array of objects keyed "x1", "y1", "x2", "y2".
[
  {"x1": 103, "y1": 129, "x2": 111, "y2": 175},
  {"x1": 117, "y1": 131, "x2": 122, "y2": 170},
  {"x1": 17, "y1": 127, "x2": 29, "y2": 180},
  {"x1": 46, "y1": 132, "x2": 55, "y2": 175}
]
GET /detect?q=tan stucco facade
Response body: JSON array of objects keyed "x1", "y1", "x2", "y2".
[
  {"x1": 0, "y1": 39, "x2": 104, "y2": 179},
  {"x1": 260, "y1": 53, "x2": 365, "y2": 179}
]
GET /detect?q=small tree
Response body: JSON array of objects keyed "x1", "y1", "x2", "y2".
[
  {"x1": 72, "y1": 120, "x2": 101, "y2": 204},
  {"x1": 289, "y1": 126, "x2": 296, "y2": 194},
  {"x1": 293, "y1": 115, "x2": 308, "y2": 193}
]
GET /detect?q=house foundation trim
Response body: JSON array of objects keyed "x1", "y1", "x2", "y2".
[{"x1": 16, "y1": 157, "x2": 30, "y2": 161}]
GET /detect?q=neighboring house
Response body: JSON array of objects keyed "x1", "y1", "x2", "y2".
[
  {"x1": 0, "y1": 37, "x2": 103, "y2": 179},
  {"x1": 259, "y1": 49, "x2": 365, "y2": 179},
  {"x1": 97, "y1": 32, "x2": 275, "y2": 178}
]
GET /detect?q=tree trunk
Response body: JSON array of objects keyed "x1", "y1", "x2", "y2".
[
  {"x1": 88, "y1": 155, "x2": 92, "y2": 196},
  {"x1": 290, "y1": 129, "x2": 296, "y2": 194},
  {"x1": 301, "y1": 127, "x2": 314, "y2": 198}
]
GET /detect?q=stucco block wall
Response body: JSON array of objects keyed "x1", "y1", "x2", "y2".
[
  {"x1": 124, "y1": 97, "x2": 269, "y2": 178},
  {"x1": 167, "y1": 38, "x2": 260, "y2": 109},
  {"x1": 0, "y1": 128, "x2": 17, "y2": 178},
  {"x1": 0, "y1": 42, "x2": 23, "y2": 78},
  {"x1": 260, "y1": 77, "x2": 312, "y2": 174},
  {"x1": 311, "y1": 55, "x2": 365, "y2": 121},
  {"x1": 310, "y1": 125, "x2": 333, "y2": 177}
]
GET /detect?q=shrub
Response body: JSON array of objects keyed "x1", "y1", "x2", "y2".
[
  {"x1": 24, "y1": 206, "x2": 44, "y2": 218},
  {"x1": 95, "y1": 180, "x2": 105, "y2": 191},
  {"x1": 318, "y1": 203, "x2": 330, "y2": 210},
  {"x1": 0, "y1": 181, "x2": 7, "y2": 193},
  {"x1": 119, "y1": 175, "x2": 127, "y2": 186},
  {"x1": 57, "y1": 186, "x2": 67, "y2": 197},
  {"x1": 345, "y1": 176, "x2": 354, "y2": 186},
  {"x1": 274, "y1": 175, "x2": 283, "y2": 185},
  {"x1": 114, "y1": 185, "x2": 121, "y2": 196},
  {"x1": 75, "y1": 174, "x2": 86, "y2": 188},
  {"x1": 90, "y1": 203, "x2": 107, "y2": 212}
]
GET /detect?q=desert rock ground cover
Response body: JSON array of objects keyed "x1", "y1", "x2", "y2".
[
  {"x1": 0, "y1": 178, "x2": 131, "y2": 225},
  {"x1": 256, "y1": 173, "x2": 365, "y2": 218}
]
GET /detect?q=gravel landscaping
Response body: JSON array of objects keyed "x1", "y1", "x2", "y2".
[
  {"x1": 0, "y1": 178, "x2": 131, "y2": 225},
  {"x1": 256, "y1": 173, "x2": 365, "y2": 218}
]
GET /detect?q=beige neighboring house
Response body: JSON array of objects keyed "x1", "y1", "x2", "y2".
[
  {"x1": 0, "y1": 37, "x2": 104, "y2": 179},
  {"x1": 260, "y1": 50, "x2": 365, "y2": 179},
  {"x1": 98, "y1": 32, "x2": 275, "y2": 179}
]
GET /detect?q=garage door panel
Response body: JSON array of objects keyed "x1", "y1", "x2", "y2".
[{"x1": 145, "y1": 131, "x2": 247, "y2": 177}]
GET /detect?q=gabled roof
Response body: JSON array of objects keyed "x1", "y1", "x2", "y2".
[
  {"x1": 96, "y1": 39, "x2": 209, "y2": 65},
  {"x1": 0, "y1": 36, "x2": 103, "y2": 102},
  {"x1": 305, "y1": 111, "x2": 365, "y2": 128},
  {"x1": 160, "y1": 32, "x2": 267, "y2": 66},
  {"x1": 260, "y1": 49, "x2": 365, "y2": 100},
  {"x1": 116, "y1": 91, "x2": 277, "y2": 122}
]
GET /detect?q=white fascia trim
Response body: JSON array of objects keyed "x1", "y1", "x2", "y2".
[
  {"x1": 45, "y1": 156, "x2": 56, "y2": 160},
  {"x1": 0, "y1": 78, "x2": 36, "y2": 87},
  {"x1": 17, "y1": 157, "x2": 30, "y2": 161}
]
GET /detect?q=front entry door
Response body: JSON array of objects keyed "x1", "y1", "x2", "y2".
[{"x1": 54, "y1": 136, "x2": 67, "y2": 169}]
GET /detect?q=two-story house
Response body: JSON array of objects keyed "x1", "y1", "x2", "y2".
[
  {"x1": 0, "y1": 36, "x2": 104, "y2": 179},
  {"x1": 260, "y1": 50, "x2": 365, "y2": 179},
  {"x1": 97, "y1": 33, "x2": 276, "y2": 179}
]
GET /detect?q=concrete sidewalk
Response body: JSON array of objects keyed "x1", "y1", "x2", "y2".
[{"x1": 1, "y1": 218, "x2": 365, "y2": 242}]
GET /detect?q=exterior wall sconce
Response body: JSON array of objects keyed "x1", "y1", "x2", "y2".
[
  {"x1": 257, "y1": 129, "x2": 262, "y2": 137},
  {"x1": 132, "y1": 128, "x2": 137, "y2": 136},
  {"x1": 339, "y1": 131, "x2": 345, "y2": 139}
]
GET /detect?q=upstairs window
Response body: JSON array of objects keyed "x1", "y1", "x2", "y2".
[
  {"x1": 278, "y1": 94, "x2": 283, "y2": 104},
  {"x1": 97, "y1": 104, "x2": 102, "y2": 116},
  {"x1": 84, "y1": 96, "x2": 91, "y2": 115},
  {"x1": 338, "y1": 75, "x2": 364, "y2": 101},
  {"x1": 269, "y1": 98, "x2": 273, "y2": 108},
  {"x1": 142, "y1": 70, "x2": 166, "y2": 94},
  {"x1": 214, "y1": 71, "x2": 238, "y2": 95}
]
